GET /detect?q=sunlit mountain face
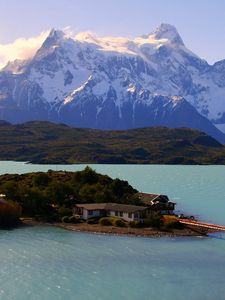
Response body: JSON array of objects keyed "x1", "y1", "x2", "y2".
[{"x1": 0, "y1": 24, "x2": 225, "y2": 143}]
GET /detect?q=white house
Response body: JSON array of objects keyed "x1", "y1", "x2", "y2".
[{"x1": 73, "y1": 203, "x2": 149, "y2": 222}]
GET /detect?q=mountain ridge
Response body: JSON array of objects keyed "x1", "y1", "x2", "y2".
[
  {"x1": 0, "y1": 120, "x2": 224, "y2": 164},
  {"x1": 0, "y1": 24, "x2": 225, "y2": 143}
]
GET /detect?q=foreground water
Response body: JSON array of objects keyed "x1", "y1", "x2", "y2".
[
  {"x1": 0, "y1": 162, "x2": 225, "y2": 299},
  {"x1": 0, "y1": 226, "x2": 225, "y2": 300}
]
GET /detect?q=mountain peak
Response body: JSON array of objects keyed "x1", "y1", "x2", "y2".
[
  {"x1": 48, "y1": 28, "x2": 65, "y2": 39},
  {"x1": 33, "y1": 28, "x2": 66, "y2": 60},
  {"x1": 149, "y1": 23, "x2": 184, "y2": 46},
  {"x1": 41, "y1": 28, "x2": 65, "y2": 49}
]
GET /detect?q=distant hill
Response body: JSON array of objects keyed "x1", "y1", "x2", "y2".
[{"x1": 0, "y1": 121, "x2": 224, "y2": 164}]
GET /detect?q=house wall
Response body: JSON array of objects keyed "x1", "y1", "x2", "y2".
[
  {"x1": 83, "y1": 209, "x2": 88, "y2": 220},
  {"x1": 160, "y1": 210, "x2": 173, "y2": 215},
  {"x1": 76, "y1": 207, "x2": 146, "y2": 221},
  {"x1": 108, "y1": 210, "x2": 140, "y2": 221},
  {"x1": 108, "y1": 210, "x2": 116, "y2": 218},
  {"x1": 123, "y1": 212, "x2": 137, "y2": 222},
  {"x1": 83, "y1": 209, "x2": 103, "y2": 220}
]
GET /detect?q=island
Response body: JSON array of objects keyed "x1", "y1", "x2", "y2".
[{"x1": 0, "y1": 167, "x2": 215, "y2": 236}]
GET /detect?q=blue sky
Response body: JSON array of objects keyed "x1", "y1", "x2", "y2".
[{"x1": 0, "y1": 0, "x2": 224, "y2": 64}]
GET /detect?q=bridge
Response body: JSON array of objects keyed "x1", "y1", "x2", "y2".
[{"x1": 179, "y1": 219, "x2": 225, "y2": 232}]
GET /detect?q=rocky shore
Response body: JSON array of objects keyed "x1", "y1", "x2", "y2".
[{"x1": 22, "y1": 218, "x2": 212, "y2": 238}]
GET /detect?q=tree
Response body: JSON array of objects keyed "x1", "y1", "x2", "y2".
[
  {"x1": 0, "y1": 201, "x2": 22, "y2": 227},
  {"x1": 33, "y1": 173, "x2": 51, "y2": 188},
  {"x1": 45, "y1": 181, "x2": 74, "y2": 207},
  {"x1": 78, "y1": 184, "x2": 98, "y2": 203},
  {"x1": 111, "y1": 178, "x2": 137, "y2": 199},
  {"x1": 144, "y1": 212, "x2": 163, "y2": 228},
  {"x1": 72, "y1": 167, "x2": 99, "y2": 185},
  {"x1": 21, "y1": 188, "x2": 51, "y2": 216},
  {"x1": 1, "y1": 181, "x2": 19, "y2": 201}
]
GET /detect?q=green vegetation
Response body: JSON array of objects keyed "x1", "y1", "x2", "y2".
[
  {"x1": 0, "y1": 121, "x2": 224, "y2": 164},
  {"x1": 68, "y1": 216, "x2": 81, "y2": 224},
  {"x1": 0, "y1": 167, "x2": 138, "y2": 222},
  {"x1": 61, "y1": 216, "x2": 70, "y2": 223},
  {"x1": 114, "y1": 218, "x2": 126, "y2": 227},
  {"x1": 89, "y1": 215, "x2": 164, "y2": 229},
  {"x1": 143, "y1": 212, "x2": 163, "y2": 228},
  {"x1": 128, "y1": 212, "x2": 163, "y2": 228},
  {"x1": 0, "y1": 167, "x2": 184, "y2": 230},
  {"x1": 163, "y1": 215, "x2": 183, "y2": 229},
  {"x1": 98, "y1": 216, "x2": 127, "y2": 227},
  {"x1": 86, "y1": 217, "x2": 101, "y2": 224},
  {"x1": 0, "y1": 201, "x2": 22, "y2": 227},
  {"x1": 99, "y1": 217, "x2": 113, "y2": 226}
]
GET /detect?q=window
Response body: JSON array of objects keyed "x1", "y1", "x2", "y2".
[
  {"x1": 100, "y1": 210, "x2": 105, "y2": 216},
  {"x1": 88, "y1": 210, "x2": 93, "y2": 216},
  {"x1": 119, "y1": 212, "x2": 123, "y2": 217},
  {"x1": 128, "y1": 213, "x2": 132, "y2": 219},
  {"x1": 115, "y1": 211, "x2": 118, "y2": 216},
  {"x1": 134, "y1": 213, "x2": 139, "y2": 219}
]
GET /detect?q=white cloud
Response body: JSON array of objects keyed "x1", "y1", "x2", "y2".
[
  {"x1": 0, "y1": 30, "x2": 50, "y2": 69},
  {"x1": 63, "y1": 26, "x2": 75, "y2": 38}
]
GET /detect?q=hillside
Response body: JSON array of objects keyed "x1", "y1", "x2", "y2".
[{"x1": 0, "y1": 121, "x2": 224, "y2": 164}]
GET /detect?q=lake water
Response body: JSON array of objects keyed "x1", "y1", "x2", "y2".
[{"x1": 0, "y1": 162, "x2": 225, "y2": 300}]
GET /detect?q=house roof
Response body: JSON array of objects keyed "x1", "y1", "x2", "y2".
[
  {"x1": 76, "y1": 203, "x2": 107, "y2": 210},
  {"x1": 137, "y1": 193, "x2": 170, "y2": 204},
  {"x1": 75, "y1": 203, "x2": 148, "y2": 213},
  {"x1": 137, "y1": 192, "x2": 162, "y2": 201}
]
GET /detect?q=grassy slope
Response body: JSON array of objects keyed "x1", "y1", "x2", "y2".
[{"x1": 0, "y1": 121, "x2": 224, "y2": 164}]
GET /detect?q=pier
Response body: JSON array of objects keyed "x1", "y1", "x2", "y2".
[{"x1": 179, "y1": 219, "x2": 225, "y2": 232}]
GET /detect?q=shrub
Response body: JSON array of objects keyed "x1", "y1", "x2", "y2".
[
  {"x1": 58, "y1": 207, "x2": 72, "y2": 218},
  {"x1": 163, "y1": 215, "x2": 182, "y2": 229},
  {"x1": 0, "y1": 201, "x2": 22, "y2": 227},
  {"x1": 34, "y1": 215, "x2": 42, "y2": 221},
  {"x1": 99, "y1": 217, "x2": 112, "y2": 226},
  {"x1": 33, "y1": 173, "x2": 50, "y2": 187},
  {"x1": 129, "y1": 221, "x2": 142, "y2": 228},
  {"x1": 48, "y1": 213, "x2": 60, "y2": 222},
  {"x1": 144, "y1": 212, "x2": 163, "y2": 228},
  {"x1": 87, "y1": 217, "x2": 101, "y2": 224},
  {"x1": 163, "y1": 218, "x2": 183, "y2": 229},
  {"x1": 61, "y1": 216, "x2": 70, "y2": 223},
  {"x1": 69, "y1": 215, "x2": 80, "y2": 224},
  {"x1": 114, "y1": 219, "x2": 126, "y2": 227}
]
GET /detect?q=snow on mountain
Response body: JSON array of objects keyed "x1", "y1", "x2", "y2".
[
  {"x1": 0, "y1": 24, "x2": 225, "y2": 143},
  {"x1": 146, "y1": 23, "x2": 185, "y2": 46}
]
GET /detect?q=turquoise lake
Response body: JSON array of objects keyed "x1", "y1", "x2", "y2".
[{"x1": 0, "y1": 162, "x2": 225, "y2": 299}]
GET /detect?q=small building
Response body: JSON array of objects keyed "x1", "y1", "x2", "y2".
[
  {"x1": 137, "y1": 193, "x2": 175, "y2": 214},
  {"x1": 73, "y1": 203, "x2": 149, "y2": 222}
]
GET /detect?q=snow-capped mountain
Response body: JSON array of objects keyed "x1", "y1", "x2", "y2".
[{"x1": 0, "y1": 24, "x2": 225, "y2": 143}]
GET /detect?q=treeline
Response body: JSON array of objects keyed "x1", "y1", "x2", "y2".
[
  {"x1": 0, "y1": 167, "x2": 139, "y2": 221},
  {"x1": 0, "y1": 121, "x2": 224, "y2": 164}
]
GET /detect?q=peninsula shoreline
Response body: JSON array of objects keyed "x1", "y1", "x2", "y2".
[{"x1": 22, "y1": 218, "x2": 213, "y2": 238}]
